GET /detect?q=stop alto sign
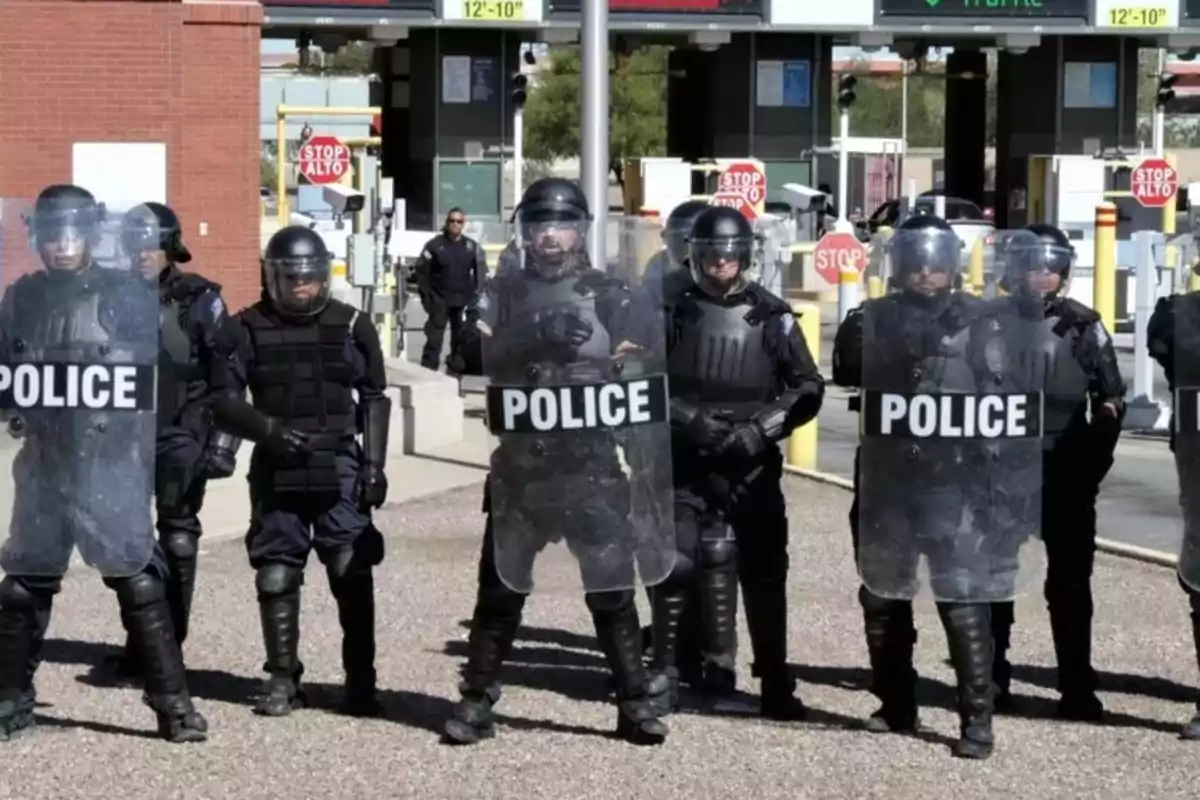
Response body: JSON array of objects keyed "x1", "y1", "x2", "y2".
[
  {"x1": 716, "y1": 161, "x2": 766, "y2": 220},
  {"x1": 710, "y1": 190, "x2": 756, "y2": 219},
  {"x1": 1131, "y1": 157, "x2": 1178, "y2": 209},
  {"x1": 298, "y1": 135, "x2": 351, "y2": 185},
  {"x1": 812, "y1": 231, "x2": 867, "y2": 286}
]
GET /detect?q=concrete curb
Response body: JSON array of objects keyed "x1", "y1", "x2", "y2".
[{"x1": 782, "y1": 464, "x2": 1181, "y2": 570}]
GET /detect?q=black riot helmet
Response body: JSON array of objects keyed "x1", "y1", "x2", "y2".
[
  {"x1": 262, "y1": 225, "x2": 332, "y2": 316},
  {"x1": 514, "y1": 178, "x2": 591, "y2": 277},
  {"x1": 663, "y1": 200, "x2": 710, "y2": 266},
  {"x1": 27, "y1": 184, "x2": 105, "y2": 273},
  {"x1": 1002, "y1": 224, "x2": 1074, "y2": 299},
  {"x1": 121, "y1": 202, "x2": 192, "y2": 276},
  {"x1": 688, "y1": 205, "x2": 755, "y2": 296},
  {"x1": 888, "y1": 214, "x2": 962, "y2": 297}
]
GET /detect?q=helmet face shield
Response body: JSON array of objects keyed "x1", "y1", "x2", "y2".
[
  {"x1": 1002, "y1": 231, "x2": 1074, "y2": 299},
  {"x1": 264, "y1": 255, "x2": 331, "y2": 315},
  {"x1": 518, "y1": 202, "x2": 589, "y2": 276},
  {"x1": 888, "y1": 227, "x2": 962, "y2": 296},
  {"x1": 32, "y1": 207, "x2": 102, "y2": 272}
]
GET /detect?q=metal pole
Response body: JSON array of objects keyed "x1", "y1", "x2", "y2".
[
  {"x1": 581, "y1": 0, "x2": 609, "y2": 269},
  {"x1": 836, "y1": 109, "x2": 851, "y2": 233},
  {"x1": 900, "y1": 61, "x2": 908, "y2": 193},
  {"x1": 1130, "y1": 230, "x2": 1161, "y2": 430},
  {"x1": 513, "y1": 107, "x2": 524, "y2": 212},
  {"x1": 1153, "y1": 48, "x2": 1166, "y2": 156}
]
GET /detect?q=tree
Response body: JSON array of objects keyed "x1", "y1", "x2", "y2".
[
  {"x1": 833, "y1": 60, "x2": 945, "y2": 148},
  {"x1": 283, "y1": 42, "x2": 376, "y2": 76},
  {"x1": 522, "y1": 45, "x2": 669, "y2": 186}
]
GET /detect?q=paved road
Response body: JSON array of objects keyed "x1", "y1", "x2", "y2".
[{"x1": 4, "y1": 477, "x2": 1199, "y2": 798}]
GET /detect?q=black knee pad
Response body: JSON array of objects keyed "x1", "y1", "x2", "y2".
[
  {"x1": 698, "y1": 538, "x2": 737, "y2": 570},
  {"x1": 256, "y1": 563, "x2": 304, "y2": 601},
  {"x1": 162, "y1": 531, "x2": 199, "y2": 563},
  {"x1": 108, "y1": 572, "x2": 166, "y2": 611},
  {"x1": 858, "y1": 585, "x2": 911, "y2": 618},
  {"x1": 584, "y1": 589, "x2": 635, "y2": 616},
  {"x1": 0, "y1": 576, "x2": 41, "y2": 612}
]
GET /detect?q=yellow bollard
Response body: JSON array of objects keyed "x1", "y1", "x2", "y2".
[
  {"x1": 867, "y1": 275, "x2": 884, "y2": 299},
  {"x1": 967, "y1": 237, "x2": 985, "y2": 296},
  {"x1": 1093, "y1": 203, "x2": 1118, "y2": 333},
  {"x1": 787, "y1": 302, "x2": 820, "y2": 471}
]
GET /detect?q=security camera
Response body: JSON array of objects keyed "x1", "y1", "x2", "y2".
[
  {"x1": 780, "y1": 182, "x2": 825, "y2": 212},
  {"x1": 324, "y1": 184, "x2": 365, "y2": 216}
]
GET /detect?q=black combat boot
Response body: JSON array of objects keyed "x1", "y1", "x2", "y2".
[
  {"x1": 591, "y1": 594, "x2": 668, "y2": 745},
  {"x1": 860, "y1": 589, "x2": 920, "y2": 733},
  {"x1": 255, "y1": 591, "x2": 305, "y2": 716},
  {"x1": 697, "y1": 566, "x2": 738, "y2": 696},
  {"x1": 743, "y1": 582, "x2": 807, "y2": 720},
  {"x1": 1182, "y1": 597, "x2": 1200, "y2": 740},
  {"x1": 0, "y1": 602, "x2": 36, "y2": 741},
  {"x1": 115, "y1": 574, "x2": 207, "y2": 743},
  {"x1": 647, "y1": 585, "x2": 688, "y2": 715},
  {"x1": 331, "y1": 571, "x2": 380, "y2": 717},
  {"x1": 1048, "y1": 595, "x2": 1104, "y2": 722},
  {"x1": 443, "y1": 604, "x2": 522, "y2": 745},
  {"x1": 939, "y1": 603, "x2": 995, "y2": 760},
  {"x1": 990, "y1": 601, "x2": 1015, "y2": 712}
]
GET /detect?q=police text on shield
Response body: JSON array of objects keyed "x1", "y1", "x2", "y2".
[
  {"x1": 862, "y1": 391, "x2": 1043, "y2": 439},
  {"x1": 0, "y1": 363, "x2": 156, "y2": 411},
  {"x1": 486, "y1": 375, "x2": 669, "y2": 434}
]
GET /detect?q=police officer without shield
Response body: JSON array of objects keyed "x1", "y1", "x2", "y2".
[
  {"x1": 1147, "y1": 267, "x2": 1200, "y2": 738},
  {"x1": 442, "y1": 178, "x2": 674, "y2": 746},
  {"x1": 0, "y1": 185, "x2": 206, "y2": 742},
  {"x1": 833, "y1": 215, "x2": 1045, "y2": 759},
  {"x1": 652, "y1": 206, "x2": 823, "y2": 718},
  {"x1": 989, "y1": 225, "x2": 1124, "y2": 721},
  {"x1": 416, "y1": 207, "x2": 486, "y2": 372},
  {"x1": 212, "y1": 225, "x2": 390, "y2": 717},
  {"x1": 105, "y1": 202, "x2": 243, "y2": 679}
]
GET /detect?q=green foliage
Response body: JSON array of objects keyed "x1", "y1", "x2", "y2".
[
  {"x1": 833, "y1": 61, "x2": 946, "y2": 148},
  {"x1": 283, "y1": 42, "x2": 376, "y2": 76},
  {"x1": 260, "y1": 153, "x2": 278, "y2": 190},
  {"x1": 522, "y1": 45, "x2": 669, "y2": 183}
]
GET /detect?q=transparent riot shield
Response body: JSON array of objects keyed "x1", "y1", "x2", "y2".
[
  {"x1": 1174, "y1": 288, "x2": 1200, "y2": 590},
  {"x1": 750, "y1": 214, "x2": 790, "y2": 297},
  {"x1": 0, "y1": 198, "x2": 158, "y2": 578},
  {"x1": 856, "y1": 226, "x2": 1045, "y2": 602},
  {"x1": 482, "y1": 217, "x2": 675, "y2": 594}
]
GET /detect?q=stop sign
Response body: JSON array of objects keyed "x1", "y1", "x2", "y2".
[
  {"x1": 298, "y1": 135, "x2": 351, "y2": 185},
  {"x1": 715, "y1": 161, "x2": 766, "y2": 221},
  {"x1": 1132, "y1": 157, "x2": 1178, "y2": 209},
  {"x1": 812, "y1": 231, "x2": 867, "y2": 286},
  {"x1": 710, "y1": 190, "x2": 756, "y2": 219}
]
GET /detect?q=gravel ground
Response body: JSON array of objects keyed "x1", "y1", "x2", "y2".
[{"x1": 1, "y1": 476, "x2": 1199, "y2": 800}]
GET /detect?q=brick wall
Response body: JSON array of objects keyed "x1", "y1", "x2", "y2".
[{"x1": 0, "y1": 0, "x2": 262, "y2": 309}]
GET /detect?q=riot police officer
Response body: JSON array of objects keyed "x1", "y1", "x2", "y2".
[
  {"x1": 989, "y1": 224, "x2": 1124, "y2": 722},
  {"x1": 212, "y1": 225, "x2": 390, "y2": 718},
  {"x1": 650, "y1": 206, "x2": 824, "y2": 719},
  {"x1": 1147, "y1": 271, "x2": 1200, "y2": 738},
  {"x1": 416, "y1": 208, "x2": 486, "y2": 372},
  {"x1": 442, "y1": 178, "x2": 671, "y2": 746},
  {"x1": 0, "y1": 185, "x2": 207, "y2": 742},
  {"x1": 640, "y1": 200, "x2": 709, "y2": 308},
  {"x1": 105, "y1": 202, "x2": 243, "y2": 679},
  {"x1": 832, "y1": 214, "x2": 1045, "y2": 759}
]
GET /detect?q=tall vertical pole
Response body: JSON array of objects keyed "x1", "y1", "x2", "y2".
[
  {"x1": 836, "y1": 109, "x2": 851, "y2": 233},
  {"x1": 582, "y1": 0, "x2": 609, "y2": 270},
  {"x1": 1153, "y1": 48, "x2": 1166, "y2": 156},
  {"x1": 513, "y1": 107, "x2": 525, "y2": 211}
]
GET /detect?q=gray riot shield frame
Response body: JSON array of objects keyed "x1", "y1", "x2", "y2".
[
  {"x1": 481, "y1": 222, "x2": 675, "y2": 595},
  {"x1": 0, "y1": 198, "x2": 158, "y2": 579},
  {"x1": 856, "y1": 228, "x2": 1045, "y2": 602},
  {"x1": 1174, "y1": 292, "x2": 1200, "y2": 590}
]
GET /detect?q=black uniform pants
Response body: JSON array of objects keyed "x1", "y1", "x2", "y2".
[
  {"x1": 991, "y1": 445, "x2": 1109, "y2": 697},
  {"x1": 421, "y1": 293, "x2": 466, "y2": 372},
  {"x1": 459, "y1": 486, "x2": 650, "y2": 703}
]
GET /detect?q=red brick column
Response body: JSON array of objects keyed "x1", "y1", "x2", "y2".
[{"x1": 0, "y1": 0, "x2": 262, "y2": 309}]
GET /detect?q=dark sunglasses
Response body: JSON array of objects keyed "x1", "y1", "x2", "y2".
[{"x1": 447, "y1": 217, "x2": 465, "y2": 225}]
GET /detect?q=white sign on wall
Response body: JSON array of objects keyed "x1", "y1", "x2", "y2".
[
  {"x1": 442, "y1": 0, "x2": 545, "y2": 23},
  {"x1": 769, "y1": 0, "x2": 873, "y2": 27}
]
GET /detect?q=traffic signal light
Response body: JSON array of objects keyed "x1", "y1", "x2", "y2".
[
  {"x1": 512, "y1": 47, "x2": 538, "y2": 111},
  {"x1": 1157, "y1": 73, "x2": 1179, "y2": 108},
  {"x1": 837, "y1": 74, "x2": 858, "y2": 112}
]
